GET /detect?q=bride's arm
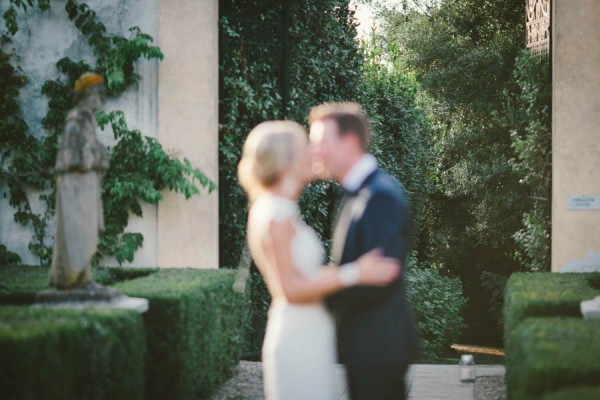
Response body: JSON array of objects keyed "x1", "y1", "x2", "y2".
[
  {"x1": 263, "y1": 219, "x2": 344, "y2": 304},
  {"x1": 263, "y1": 219, "x2": 398, "y2": 304}
]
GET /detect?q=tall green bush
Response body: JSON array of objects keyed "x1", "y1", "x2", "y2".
[
  {"x1": 360, "y1": 34, "x2": 434, "y2": 251},
  {"x1": 219, "y1": 0, "x2": 364, "y2": 269}
]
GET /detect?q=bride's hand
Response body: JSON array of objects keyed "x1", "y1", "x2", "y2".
[{"x1": 356, "y1": 248, "x2": 401, "y2": 286}]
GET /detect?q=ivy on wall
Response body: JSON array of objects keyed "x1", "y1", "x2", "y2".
[{"x1": 0, "y1": 0, "x2": 215, "y2": 266}]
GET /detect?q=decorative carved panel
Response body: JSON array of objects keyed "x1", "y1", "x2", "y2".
[{"x1": 526, "y1": 0, "x2": 550, "y2": 54}]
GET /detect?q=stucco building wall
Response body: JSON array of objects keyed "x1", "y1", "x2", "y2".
[{"x1": 552, "y1": 0, "x2": 600, "y2": 272}]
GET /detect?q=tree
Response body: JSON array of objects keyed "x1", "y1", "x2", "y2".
[{"x1": 375, "y1": 0, "x2": 538, "y2": 344}]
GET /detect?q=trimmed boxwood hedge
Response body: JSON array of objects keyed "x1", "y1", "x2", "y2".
[
  {"x1": 540, "y1": 386, "x2": 600, "y2": 400},
  {"x1": 0, "y1": 266, "x2": 248, "y2": 400},
  {"x1": 504, "y1": 273, "x2": 600, "y2": 400},
  {"x1": 0, "y1": 306, "x2": 145, "y2": 400},
  {"x1": 114, "y1": 269, "x2": 246, "y2": 400},
  {"x1": 504, "y1": 272, "x2": 600, "y2": 334},
  {"x1": 507, "y1": 318, "x2": 600, "y2": 400}
]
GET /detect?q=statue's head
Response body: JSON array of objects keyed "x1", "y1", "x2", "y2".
[{"x1": 74, "y1": 73, "x2": 106, "y2": 112}]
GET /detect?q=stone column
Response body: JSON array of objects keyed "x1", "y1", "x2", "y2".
[
  {"x1": 552, "y1": 0, "x2": 600, "y2": 271},
  {"x1": 157, "y1": 0, "x2": 219, "y2": 268}
]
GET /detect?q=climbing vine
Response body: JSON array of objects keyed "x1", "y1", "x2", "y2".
[{"x1": 0, "y1": 0, "x2": 215, "y2": 266}]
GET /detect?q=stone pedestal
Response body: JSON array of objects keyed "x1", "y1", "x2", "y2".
[
  {"x1": 552, "y1": 0, "x2": 600, "y2": 272},
  {"x1": 36, "y1": 288, "x2": 149, "y2": 313}
]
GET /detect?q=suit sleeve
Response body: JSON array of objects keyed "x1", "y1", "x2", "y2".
[{"x1": 325, "y1": 190, "x2": 409, "y2": 314}]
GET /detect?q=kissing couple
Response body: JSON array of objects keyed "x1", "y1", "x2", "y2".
[{"x1": 238, "y1": 102, "x2": 419, "y2": 400}]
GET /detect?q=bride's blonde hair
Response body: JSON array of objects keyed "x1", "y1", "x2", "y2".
[{"x1": 238, "y1": 120, "x2": 307, "y2": 202}]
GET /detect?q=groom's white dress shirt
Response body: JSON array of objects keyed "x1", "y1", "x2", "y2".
[{"x1": 342, "y1": 153, "x2": 378, "y2": 193}]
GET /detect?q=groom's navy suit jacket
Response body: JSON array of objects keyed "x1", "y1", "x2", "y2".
[{"x1": 326, "y1": 168, "x2": 419, "y2": 368}]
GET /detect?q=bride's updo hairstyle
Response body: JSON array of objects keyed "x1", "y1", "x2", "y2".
[{"x1": 238, "y1": 120, "x2": 307, "y2": 202}]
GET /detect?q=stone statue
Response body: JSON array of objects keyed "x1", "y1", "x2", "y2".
[{"x1": 49, "y1": 72, "x2": 109, "y2": 290}]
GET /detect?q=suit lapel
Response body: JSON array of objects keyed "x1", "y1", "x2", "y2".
[
  {"x1": 331, "y1": 169, "x2": 379, "y2": 264},
  {"x1": 331, "y1": 195, "x2": 355, "y2": 264}
]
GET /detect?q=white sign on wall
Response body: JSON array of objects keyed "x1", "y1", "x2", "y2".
[{"x1": 568, "y1": 195, "x2": 600, "y2": 210}]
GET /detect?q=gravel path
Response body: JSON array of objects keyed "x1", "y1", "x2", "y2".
[
  {"x1": 210, "y1": 362, "x2": 507, "y2": 400},
  {"x1": 474, "y1": 375, "x2": 506, "y2": 400},
  {"x1": 210, "y1": 361, "x2": 264, "y2": 400}
]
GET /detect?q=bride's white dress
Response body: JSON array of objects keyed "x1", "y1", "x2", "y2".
[{"x1": 247, "y1": 195, "x2": 338, "y2": 400}]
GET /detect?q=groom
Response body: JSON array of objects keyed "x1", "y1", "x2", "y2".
[{"x1": 309, "y1": 102, "x2": 419, "y2": 400}]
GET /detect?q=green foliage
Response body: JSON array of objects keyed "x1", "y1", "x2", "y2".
[
  {"x1": 360, "y1": 34, "x2": 434, "y2": 249},
  {"x1": 0, "y1": 245, "x2": 21, "y2": 266},
  {"x1": 114, "y1": 269, "x2": 247, "y2": 399},
  {"x1": 375, "y1": 0, "x2": 552, "y2": 345},
  {"x1": 219, "y1": 0, "x2": 363, "y2": 268},
  {"x1": 2, "y1": 1, "x2": 50, "y2": 35},
  {"x1": 511, "y1": 50, "x2": 552, "y2": 272},
  {"x1": 406, "y1": 266, "x2": 466, "y2": 361},
  {"x1": 0, "y1": 1, "x2": 212, "y2": 265},
  {"x1": 506, "y1": 318, "x2": 600, "y2": 400},
  {"x1": 0, "y1": 306, "x2": 145, "y2": 400},
  {"x1": 96, "y1": 111, "x2": 216, "y2": 264}
]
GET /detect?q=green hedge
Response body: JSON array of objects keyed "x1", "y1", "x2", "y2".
[
  {"x1": 540, "y1": 386, "x2": 600, "y2": 400},
  {"x1": 0, "y1": 306, "x2": 145, "y2": 400},
  {"x1": 504, "y1": 272, "x2": 600, "y2": 335},
  {"x1": 0, "y1": 266, "x2": 248, "y2": 400},
  {"x1": 504, "y1": 273, "x2": 600, "y2": 400},
  {"x1": 114, "y1": 269, "x2": 247, "y2": 399},
  {"x1": 507, "y1": 318, "x2": 600, "y2": 400}
]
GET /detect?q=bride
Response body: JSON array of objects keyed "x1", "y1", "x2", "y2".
[{"x1": 238, "y1": 120, "x2": 400, "y2": 400}]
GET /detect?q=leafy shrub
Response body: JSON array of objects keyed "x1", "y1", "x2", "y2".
[
  {"x1": 114, "y1": 269, "x2": 247, "y2": 400},
  {"x1": 0, "y1": 245, "x2": 21, "y2": 266},
  {"x1": 0, "y1": 306, "x2": 145, "y2": 400},
  {"x1": 406, "y1": 266, "x2": 466, "y2": 361}
]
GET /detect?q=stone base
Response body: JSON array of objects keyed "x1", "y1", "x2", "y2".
[
  {"x1": 36, "y1": 284, "x2": 148, "y2": 313},
  {"x1": 37, "y1": 283, "x2": 122, "y2": 303},
  {"x1": 35, "y1": 295, "x2": 149, "y2": 313}
]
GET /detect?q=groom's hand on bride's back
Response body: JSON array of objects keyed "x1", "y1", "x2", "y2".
[{"x1": 356, "y1": 248, "x2": 401, "y2": 286}]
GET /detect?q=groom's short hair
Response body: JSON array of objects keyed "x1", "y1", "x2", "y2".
[{"x1": 308, "y1": 102, "x2": 371, "y2": 149}]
